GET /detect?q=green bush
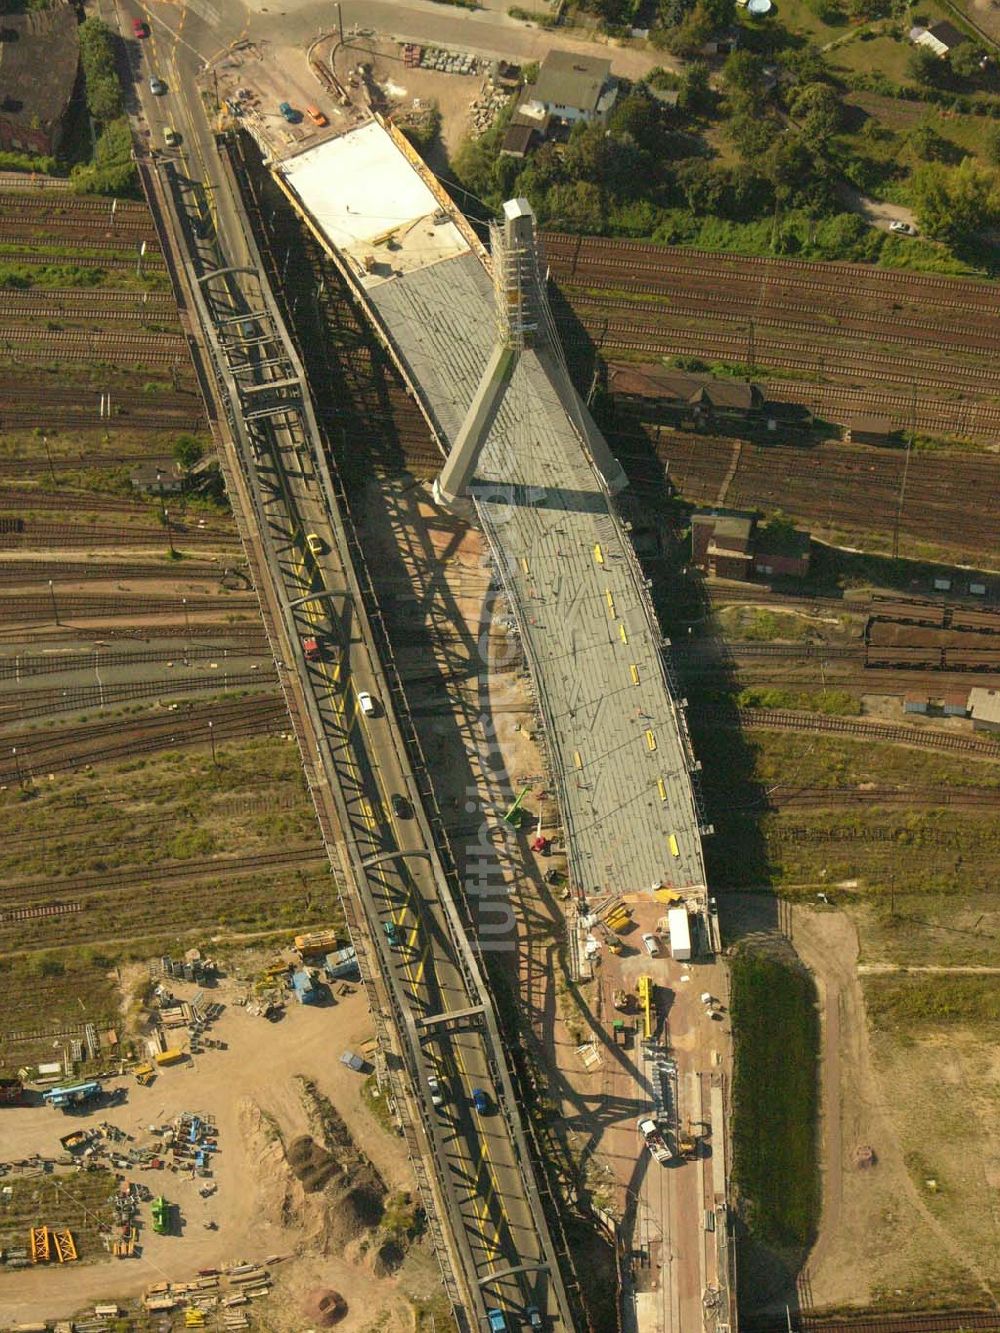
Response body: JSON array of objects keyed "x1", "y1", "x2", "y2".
[
  {"x1": 78, "y1": 17, "x2": 123, "y2": 123},
  {"x1": 0, "y1": 150, "x2": 58, "y2": 174},
  {"x1": 71, "y1": 117, "x2": 138, "y2": 197}
]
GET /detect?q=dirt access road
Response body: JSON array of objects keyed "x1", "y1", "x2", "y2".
[{"x1": 0, "y1": 979, "x2": 416, "y2": 1327}]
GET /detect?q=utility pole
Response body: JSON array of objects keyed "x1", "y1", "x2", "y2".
[
  {"x1": 208, "y1": 720, "x2": 217, "y2": 766},
  {"x1": 41, "y1": 432, "x2": 55, "y2": 484},
  {"x1": 48, "y1": 579, "x2": 59, "y2": 626}
]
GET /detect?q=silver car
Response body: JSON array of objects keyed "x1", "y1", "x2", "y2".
[{"x1": 149, "y1": 76, "x2": 166, "y2": 95}]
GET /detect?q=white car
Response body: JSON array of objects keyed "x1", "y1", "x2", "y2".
[
  {"x1": 889, "y1": 221, "x2": 916, "y2": 236},
  {"x1": 642, "y1": 932, "x2": 660, "y2": 957},
  {"x1": 427, "y1": 1074, "x2": 444, "y2": 1108},
  {"x1": 306, "y1": 532, "x2": 325, "y2": 555},
  {"x1": 357, "y1": 691, "x2": 375, "y2": 716}
]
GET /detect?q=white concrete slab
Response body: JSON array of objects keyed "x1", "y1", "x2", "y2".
[{"x1": 278, "y1": 121, "x2": 469, "y2": 286}]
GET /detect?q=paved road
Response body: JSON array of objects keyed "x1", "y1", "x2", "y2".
[{"x1": 111, "y1": 5, "x2": 575, "y2": 1322}]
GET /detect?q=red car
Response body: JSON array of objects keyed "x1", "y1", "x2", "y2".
[{"x1": 133, "y1": 16, "x2": 149, "y2": 37}]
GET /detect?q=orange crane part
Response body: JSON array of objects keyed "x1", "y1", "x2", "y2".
[
  {"x1": 30, "y1": 1226, "x2": 50, "y2": 1263},
  {"x1": 52, "y1": 1229, "x2": 77, "y2": 1263}
]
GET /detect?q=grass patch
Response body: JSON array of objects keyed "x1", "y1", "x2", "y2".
[
  {"x1": 736, "y1": 686, "x2": 861, "y2": 715},
  {"x1": 730, "y1": 948, "x2": 820, "y2": 1252},
  {"x1": 864, "y1": 974, "x2": 1000, "y2": 1032},
  {"x1": 362, "y1": 1073, "x2": 398, "y2": 1134},
  {"x1": 716, "y1": 606, "x2": 821, "y2": 642},
  {"x1": 0, "y1": 1168, "x2": 116, "y2": 1260}
]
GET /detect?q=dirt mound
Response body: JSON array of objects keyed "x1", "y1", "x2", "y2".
[
  {"x1": 287, "y1": 1135, "x2": 342, "y2": 1193},
  {"x1": 303, "y1": 1287, "x2": 347, "y2": 1326}
]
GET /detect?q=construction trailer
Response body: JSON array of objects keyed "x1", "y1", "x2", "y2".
[
  {"x1": 291, "y1": 969, "x2": 316, "y2": 1003},
  {"x1": 667, "y1": 906, "x2": 692, "y2": 961},
  {"x1": 294, "y1": 929, "x2": 340, "y2": 956},
  {"x1": 155, "y1": 1048, "x2": 184, "y2": 1067},
  {"x1": 43, "y1": 1081, "x2": 100, "y2": 1110},
  {"x1": 324, "y1": 945, "x2": 360, "y2": 981}
]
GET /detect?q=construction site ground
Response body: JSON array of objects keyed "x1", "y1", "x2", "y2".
[
  {"x1": 0, "y1": 976, "x2": 429, "y2": 1329},
  {"x1": 722, "y1": 894, "x2": 1000, "y2": 1313}
]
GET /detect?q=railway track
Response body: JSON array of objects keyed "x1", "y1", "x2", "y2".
[
  {"x1": 742, "y1": 1309, "x2": 1000, "y2": 1333},
  {"x1": 574, "y1": 319, "x2": 999, "y2": 396},
  {"x1": 0, "y1": 487, "x2": 221, "y2": 518},
  {"x1": 0, "y1": 557, "x2": 232, "y2": 584},
  {"x1": 543, "y1": 233, "x2": 1000, "y2": 313},
  {"x1": 0, "y1": 521, "x2": 240, "y2": 551},
  {"x1": 2, "y1": 286, "x2": 176, "y2": 310},
  {"x1": 0, "y1": 592, "x2": 257, "y2": 622},
  {"x1": 728, "y1": 783, "x2": 1000, "y2": 809},
  {"x1": 0, "y1": 670, "x2": 278, "y2": 723},
  {"x1": 697, "y1": 705, "x2": 1000, "y2": 756},
  {"x1": 0, "y1": 844, "x2": 325, "y2": 903},
  {"x1": 0, "y1": 329, "x2": 188, "y2": 364},
  {"x1": 0, "y1": 694, "x2": 289, "y2": 781},
  {"x1": 562, "y1": 286, "x2": 1000, "y2": 355},
  {"x1": 0, "y1": 454, "x2": 175, "y2": 476},
  {"x1": 0, "y1": 642, "x2": 268, "y2": 681},
  {"x1": 636, "y1": 431, "x2": 1000, "y2": 545}
]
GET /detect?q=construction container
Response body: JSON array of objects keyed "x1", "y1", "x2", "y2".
[
  {"x1": 155, "y1": 1049, "x2": 184, "y2": 1067},
  {"x1": 294, "y1": 930, "x2": 339, "y2": 955},
  {"x1": 667, "y1": 907, "x2": 691, "y2": 961}
]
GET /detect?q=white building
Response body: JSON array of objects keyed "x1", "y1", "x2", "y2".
[
  {"x1": 909, "y1": 21, "x2": 966, "y2": 56},
  {"x1": 518, "y1": 50, "x2": 618, "y2": 128}
]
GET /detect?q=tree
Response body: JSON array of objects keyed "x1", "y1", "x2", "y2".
[
  {"x1": 788, "y1": 82, "x2": 843, "y2": 145},
  {"x1": 910, "y1": 157, "x2": 1000, "y2": 244},
  {"x1": 173, "y1": 435, "x2": 205, "y2": 471},
  {"x1": 986, "y1": 123, "x2": 1000, "y2": 168},
  {"x1": 609, "y1": 89, "x2": 664, "y2": 152},
  {"x1": 728, "y1": 107, "x2": 780, "y2": 165},
  {"x1": 658, "y1": 0, "x2": 695, "y2": 27},
  {"x1": 678, "y1": 61, "x2": 713, "y2": 115},
  {"x1": 949, "y1": 42, "x2": 985, "y2": 81},
  {"x1": 907, "y1": 45, "x2": 946, "y2": 87},
  {"x1": 702, "y1": 0, "x2": 736, "y2": 28},
  {"x1": 908, "y1": 121, "x2": 955, "y2": 163},
  {"x1": 668, "y1": 1, "x2": 714, "y2": 55},
  {"x1": 724, "y1": 49, "x2": 766, "y2": 96}
]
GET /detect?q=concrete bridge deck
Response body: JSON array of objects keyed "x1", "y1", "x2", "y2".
[{"x1": 275, "y1": 117, "x2": 708, "y2": 908}]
